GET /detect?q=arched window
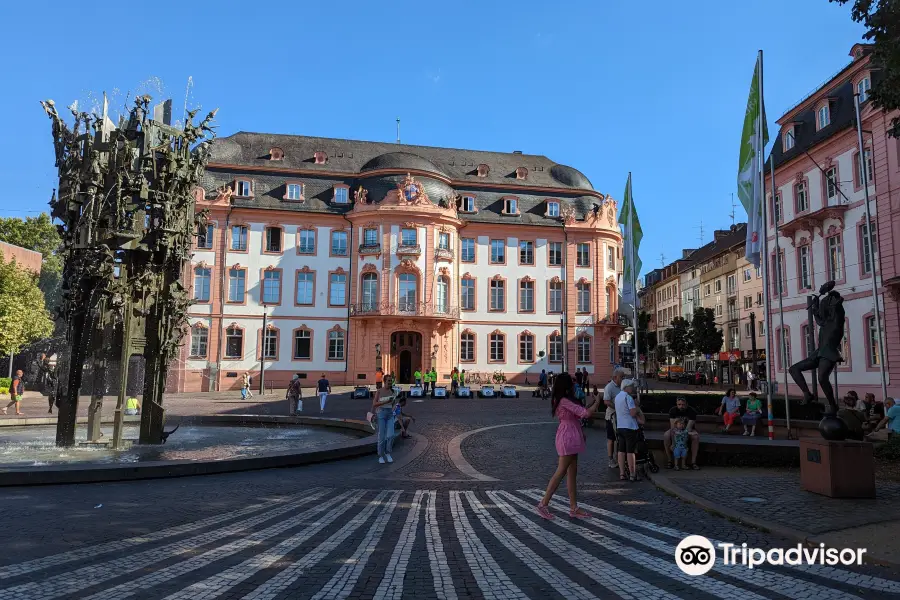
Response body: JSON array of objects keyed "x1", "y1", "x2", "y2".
[
  {"x1": 460, "y1": 331, "x2": 475, "y2": 362},
  {"x1": 193, "y1": 266, "x2": 211, "y2": 302},
  {"x1": 190, "y1": 324, "x2": 208, "y2": 358},
  {"x1": 328, "y1": 328, "x2": 346, "y2": 360},
  {"x1": 225, "y1": 326, "x2": 243, "y2": 359},
  {"x1": 399, "y1": 273, "x2": 417, "y2": 312},
  {"x1": 436, "y1": 276, "x2": 449, "y2": 314},
  {"x1": 548, "y1": 333, "x2": 563, "y2": 363},
  {"x1": 361, "y1": 273, "x2": 378, "y2": 310},
  {"x1": 605, "y1": 287, "x2": 612, "y2": 317},
  {"x1": 261, "y1": 327, "x2": 278, "y2": 360},
  {"x1": 577, "y1": 334, "x2": 591, "y2": 364}
]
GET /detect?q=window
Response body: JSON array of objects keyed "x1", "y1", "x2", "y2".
[
  {"x1": 461, "y1": 278, "x2": 475, "y2": 311},
  {"x1": 773, "y1": 193, "x2": 782, "y2": 224},
  {"x1": 363, "y1": 228, "x2": 378, "y2": 247},
  {"x1": 438, "y1": 232, "x2": 450, "y2": 250},
  {"x1": 778, "y1": 328, "x2": 792, "y2": 369},
  {"x1": 609, "y1": 338, "x2": 616, "y2": 364},
  {"x1": 868, "y1": 316, "x2": 881, "y2": 366},
  {"x1": 298, "y1": 229, "x2": 315, "y2": 254},
  {"x1": 861, "y1": 222, "x2": 878, "y2": 275},
  {"x1": 549, "y1": 242, "x2": 563, "y2": 266},
  {"x1": 714, "y1": 279, "x2": 722, "y2": 293},
  {"x1": 577, "y1": 335, "x2": 591, "y2": 363},
  {"x1": 743, "y1": 268, "x2": 752, "y2": 282},
  {"x1": 329, "y1": 272, "x2": 347, "y2": 306},
  {"x1": 726, "y1": 274, "x2": 736, "y2": 292},
  {"x1": 262, "y1": 328, "x2": 278, "y2": 360},
  {"x1": 745, "y1": 323, "x2": 752, "y2": 338},
  {"x1": 547, "y1": 201, "x2": 560, "y2": 217},
  {"x1": 489, "y1": 333, "x2": 505, "y2": 362},
  {"x1": 857, "y1": 150, "x2": 874, "y2": 185},
  {"x1": 817, "y1": 104, "x2": 830, "y2": 129},
  {"x1": 228, "y1": 268, "x2": 246, "y2": 303},
  {"x1": 783, "y1": 130, "x2": 795, "y2": 151},
  {"x1": 771, "y1": 251, "x2": 786, "y2": 296},
  {"x1": 197, "y1": 223, "x2": 214, "y2": 249},
  {"x1": 293, "y1": 329, "x2": 311, "y2": 360},
  {"x1": 460, "y1": 333, "x2": 475, "y2": 362},
  {"x1": 399, "y1": 273, "x2": 417, "y2": 312},
  {"x1": 490, "y1": 279, "x2": 505, "y2": 311},
  {"x1": 461, "y1": 195, "x2": 475, "y2": 212},
  {"x1": 296, "y1": 271, "x2": 314, "y2": 305},
  {"x1": 729, "y1": 326, "x2": 739, "y2": 350},
  {"x1": 193, "y1": 267, "x2": 211, "y2": 302},
  {"x1": 716, "y1": 304, "x2": 723, "y2": 317},
  {"x1": 231, "y1": 225, "x2": 248, "y2": 251},
  {"x1": 331, "y1": 231, "x2": 348, "y2": 256},
  {"x1": 436, "y1": 276, "x2": 449, "y2": 314},
  {"x1": 827, "y1": 234, "x2": 843, "y2": 281},
  {"x1": 605, "y1": 288, "x2": 611, "y2": 317},
  {"x1": 576, "y1": 282, "x2": 590, "y2": 313},
  {"x1": 328, "y1": 329, "x2": 345, "y2": 360},
  {"x1": 361, "y1": 273, "x2": 378, "y2": 310},
  {"x1": 490, "y1": 239, "x2": 505, "y2": 264},
  {"x1": 504, "y1": 197, "x2": 518, "y2": 214},
  {"x1": 286, "y1": 183, "x2": 303, "y2": 200},
  {"x1": 576, "y1": 243, "x2": 590, "y2": 267},
  {"x1": 607, "y1": 246, "x2": 615, "y2": 269},
  {"x1": 190, "y1": 325, "x2": 208, "y2": 358},
  {"x1": 461, "y1": 238, "x2": 475, "y2": 262},
  {"x1": 743, "y1": 296, "x2": 752, "y2": 310},
  {"x1": 225, "y1": 326, "x2": 243, "y2": 359},
  {"x1": 549, "y1": 333, "x2": 563, "y2": 362},
  {"x1": 519, "y1": 241, "x2": 534, "y2": 265},
  {"x1": 334, "y1": 187, "x2": 349, "y2": 204},
  {"x1": 236, "y1": 180, "x2": 251, "y2": 197},
  {"x1": 795, "y1": 181, "x2": 808, "y2": 212},
  {"x1": 757, "y1": 292, "x2": 763, "y2": 306},
  {"x1": 756, "y1": 265, "x2": 762, "y2": 278},
  {"x1": 401, "y1": 228, "x2": 417, "y2": 246},
  {"x1": 799, "y1": 245, "x2": 811, "y2": 290},
  {"x1": 759, "y1": 320, "x2": 765, "y2": 335},
  {"x1": 519, "y1": 280, "x2": 534, "y2": 312},
  {"x1": 548, "y1": 280, "x2": 562, "y2": 313},
  {"x1": 262, "y1": 270, "x2": 281, "y2": 304},
  {"x1": 519, "y1": 333, "x2": 534, "y2": 363},
  {"x1": 858, "y1": 76, "x2": 871, "y2": 102},
  {"x1": 825, "y1": 167, "x2": 838, "y2": 204},
  {"x1": 265, "y1": 227, "x2": 282, "y2": 253}
]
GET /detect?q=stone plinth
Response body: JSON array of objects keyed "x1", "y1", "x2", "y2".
[{"x1": 800, "y1": 438, "x2": 875, "y2": 498}]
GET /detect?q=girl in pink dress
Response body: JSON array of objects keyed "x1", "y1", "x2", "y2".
[{"x1": 536, "y1": 372, "x2": 602, "y2": 520}]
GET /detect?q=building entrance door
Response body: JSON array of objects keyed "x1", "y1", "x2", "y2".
[
  {"x1": 399, "y1": 350, "x2": 412, "y2": 384},
  {"x1": 391, "y1": 331, "x2": 422, "y2": 384}
]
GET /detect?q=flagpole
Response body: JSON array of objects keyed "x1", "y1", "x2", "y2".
[
  {"x1": 628, "y1": 173, "x2": 641, "y2": 398},
  {"x1": 770, "y1": 152, "x2": 791, "y2": 434}
]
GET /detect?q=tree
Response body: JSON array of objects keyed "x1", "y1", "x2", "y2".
[
  {"x1": 690, "y1": 308, "x2": 724, "y2": 364},
  {"x1": 636, "y1": 311, "x2": 652, "y2": 355},
  {"x1": 0, "y1": 254, "x2": 54, "y2": 362},
  {"x1": 0, "y1": 213, "x2": 62, "y2": 311},
  {"x1": 668, "y1": 316, "x2": 693, "y2": 364},
  {"x1": 833, "y1": 0, "x2": 900, "y2": 136}
]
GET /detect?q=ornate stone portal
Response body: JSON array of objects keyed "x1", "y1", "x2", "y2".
[{"x1": 42, "y1": 95, "x2": 217, "y2": 447}]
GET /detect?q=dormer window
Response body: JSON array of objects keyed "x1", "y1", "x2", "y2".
[
  {"x1": 783, "y1": 128, "x2": 795, "y2": 151},
  {"x1": 547, "y1": 201, "x2": 560, "y2": 218},
  {"x1": 314, "y1": 151, "x2": 327, "y2": 165},
  {"x1": 515, "y1": 167, "x2": 528, "y2": 180},
  {"x1": 461, "y1": 195, "x2": 475, "y2": 212},
  {"x1": 235, "y1": 179, "x2": 252, "y2": 197},
  {"x1": 817, "y1": 104, "x2": 831, "y2": 130},
  {"x1": 285, "y1": 183, "x2": 303, "y2": 201},
  {"x1": 476, "y1": 164, "x2": 490, "y2": 177},
  {"x1": 334, "y1": 186, "x2": 349, "y2": 204},
  {"x1": 857, "y1": 76, "x2": 871, "y2": 102},
  {"x1": 269, "y1": 147, "x2": 284, "y2": 161},
  {"x1": 503, "y1": 197, "x2": 519, "y2": 215}
]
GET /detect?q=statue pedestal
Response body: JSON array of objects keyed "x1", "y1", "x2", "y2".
[{"x1": 800, "y1": 438, "x2": 875, "y2": 498}]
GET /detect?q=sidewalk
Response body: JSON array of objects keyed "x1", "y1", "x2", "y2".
[{"x1": 647, "y1": 466, "x2": 900, "y2": 568}]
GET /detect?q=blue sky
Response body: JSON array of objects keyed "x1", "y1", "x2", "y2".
[{"x1": 0, "y1": 0, "x2": 864, "y2": 276}]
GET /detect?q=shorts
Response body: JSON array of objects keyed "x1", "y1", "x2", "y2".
[
  {"x1": 616, "y1": 428, "x2": 638, "y2": 454},
  {"x1": 605, "y1": 419, "x2": 617, "y2": 441},
  {"x1": 673, "y1": 447, "x2": 687, "y2": 459},
  {"x1": 723, "y1": 411, "x2": 739, "y2": 426},
  {"x1": 124, "y1": 409, "x2": 138, "y2": 416}
]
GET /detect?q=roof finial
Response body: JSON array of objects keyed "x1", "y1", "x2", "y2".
[{"x1": 396, "y1": 117, "x2": 400, "y2": 145}]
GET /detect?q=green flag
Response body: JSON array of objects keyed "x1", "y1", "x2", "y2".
[
  {"x1": 737, "y1": 52, "x2": 769, "y2": 267},
  {"x1": 618, "y1": 172, "x2": 642, "y2": 305}
]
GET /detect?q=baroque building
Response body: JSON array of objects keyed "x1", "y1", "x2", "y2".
[{"x1": 172, "y1": 133, "x2": 625, "y2": 391}]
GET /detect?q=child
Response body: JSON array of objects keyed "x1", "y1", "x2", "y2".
[
  {"x1": 394, "y1": 396, "x2": 416, "y2": 438},
  {"x1": 672, "y1": 418, "x2": 689, "y2": 470}
]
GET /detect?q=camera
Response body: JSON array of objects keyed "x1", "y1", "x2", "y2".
[{"x1": 679, "y1": 546, "x2": 712, "y2": 566}]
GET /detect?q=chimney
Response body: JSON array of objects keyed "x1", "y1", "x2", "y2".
[
  {"x1": 713, "y1": 229, "x2": 729, "y2": 242},
  {"x1": 512, "y1": 150, "x2": 522, "y2": 154},
  {"x1": 682, "y1": 249, "x2": 696, "y2": 259}
]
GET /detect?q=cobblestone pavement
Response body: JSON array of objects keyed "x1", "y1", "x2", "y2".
[{"x1": 1, "y1": 394, "x2": 899, "y2": 599}]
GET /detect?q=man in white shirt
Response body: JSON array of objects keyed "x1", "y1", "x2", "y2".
[
  {"x1": 615, "y1": 379, "x2": 642, "y2": 481},
  {"x1": 603, "y1": 367, "x2": 626, "y2": 469}
]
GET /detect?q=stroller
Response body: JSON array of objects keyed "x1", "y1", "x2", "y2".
[{"x1": 634, "y1": 426, "x2": 659, "y2": 474}]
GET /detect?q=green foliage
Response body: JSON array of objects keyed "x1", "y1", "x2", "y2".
[
  {"x1": 0, "y1": 388, "x2": 8, "y2": 396},
  {"x1": 0, "y1": 253, "x2": 54, "y2": 357},
  {"x1": 636, "y1": 311, "x2": 652, "y2": 355},
  {"x1": 646, "y1": 330, "x2": 658, "y2": 353},
  {"x1": 690, "y1": 308, "x2": 724, "y2": 357},
  {"x1": 0, "y1": 377, "x2": 9, "y2": 389},
  {"x1": 668, "y1": 316, "x2": 693, "y2": 363},
  {"x1": 875, "y1": 435, "x2": 900, "y2": 460},
  {"x1": 0, "y1": 213, "x2": 62, "y2": 310},
  {"x1": 655, "y1": 344, "x2": 667, "y2": 363}
]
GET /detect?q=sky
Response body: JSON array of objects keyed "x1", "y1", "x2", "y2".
[{"x1": 0, "y1": 0, "x2": 866, "y2": 278}]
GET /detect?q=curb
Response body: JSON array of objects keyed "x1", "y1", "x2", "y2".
[
  {"x1": 0, "y1": 416, "x2": 380, "y2": 487},
  {"x1": 645, "y1": 470, "x2": 900, "y2": 570},
  {"x1": 0, "y1": 415, "x2": 142, "y2": 427}
]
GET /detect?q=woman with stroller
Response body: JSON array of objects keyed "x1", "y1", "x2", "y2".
[{"x1": 536, "y1": 373, "x2": 602, "y2": 520}]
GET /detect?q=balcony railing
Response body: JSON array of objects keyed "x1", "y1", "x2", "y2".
[
  {"x1": 726, "y1": 285, "x2": 737, "y2": 297},
  {"x1": 396, "y1": 244, "x2": 422, "y2": 256},
  {"x1": 358, "y1": 243, "x2": 381, "y2": 255},
  {"x1": 350, "y1": 301, "x2": 460, "y2": 319},
  {"x1": 778, "y1": 195, "x2": 850, "y2": 238},
  {"x1": 595, "y1": 312, "x2": 631, "y2": 327},
  {"x1": 727, "y1": 310, "x2": 740, "y2": 322},
  {"x1": 435, "y1": 247, "x2": 453, "y2": 261}
]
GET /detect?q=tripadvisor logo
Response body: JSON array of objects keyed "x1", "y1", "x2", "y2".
[{"x1": 675, "y1": 535, "x2": 867, "y2": 575}]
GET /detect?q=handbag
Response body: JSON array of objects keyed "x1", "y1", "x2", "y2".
[{"x1": 365, "y1": 411, "x2": 376, "y2": 430}]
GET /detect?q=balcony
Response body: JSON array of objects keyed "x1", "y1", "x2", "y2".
[
  {"x1": 350, "y1": 301, "x2": 460, "y2": 320},
  {"x1": 778, "y1": 196, "x2": 850, "y2": 238},
  {"x1": 595, "y1": 312, "x2": 631, "y2": 328},
  {"x1": 727, "y1": 310, "x2": 740, "y2": 322},
  {"x1": 396, "y1": 244, "x2": 421, "y2": 256},
  {"x1": 358, "y1": 243, "x2": 381, "y2": 256},
  {"x1": 435, "y1": 247, "x2": 453, "y2": 261},
  {"x1": 726, "y1": 285, "x2": 737, "y2": 297}
]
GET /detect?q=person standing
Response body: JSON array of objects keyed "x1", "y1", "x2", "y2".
[
  {"x1": 430, "y1": 368, "x2": 437, "y2": 392},
  {"x1": 414, "y1": 369, "x2": 422, "y2": 387},
  {"x1": 536, "y1": 373, "x2": 602, "y2": 520},
  {"x1": 615, "y1": 379, "x2": 642, "y2": 481},
  {"x1": 603, "y1": 367, "x2": 626, "y2": 469},
  {"x1": 240, "y1": 372, "x2": 253, "y2": 400},
  {"x1": 423, "y1": 369, "x2": 430, "y2": 394},
  {"x1": 450, "y1": 367, "x2": 459, "y2": 395},
  {"x1": 375, "y1": 368, "x2": 384, "y2": 390},
  {"x1": 3, "y1": 370, "x2": 25, "y2": 415},
  {"x1": 287, "y1": 374, "x2": 303, "y2": 414},
  {"x1": 317, "y1": 374, "x2": 331, "y2": 413},
  {"x1": 371, "y1": 375, "x2": 397, "y2": 463}
]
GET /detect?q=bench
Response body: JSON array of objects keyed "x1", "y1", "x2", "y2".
[{"x1": 642, "y1": 430, "x2": 801, "y2": 467}]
